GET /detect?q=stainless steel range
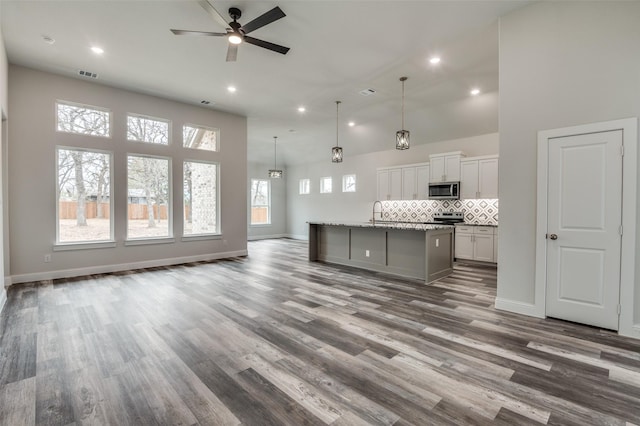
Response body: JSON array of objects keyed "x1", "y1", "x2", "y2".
[{"x1": 432, "y1": 211, "x2": 464, "y2": 225}]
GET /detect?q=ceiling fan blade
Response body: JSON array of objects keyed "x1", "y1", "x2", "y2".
[
  {"x1": 171, "y1": 29, "x2": 227, "y2": 36},
  {"x1": 240, "y1": 6, "x2": 286, "y2": 34},
  {"x1": 244, "y1": 36, "x2": 290, "y2": 55},
  {"x1": 226, "y1": 44, "x2": 238, "y2": 62},
  {"x1": 198, "y1": 0, "x2": 231, "y2": 30}
]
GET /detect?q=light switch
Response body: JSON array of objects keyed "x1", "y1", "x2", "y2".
[{"x1": 436, "y1": 238, "x2": 440, "y2": 247}]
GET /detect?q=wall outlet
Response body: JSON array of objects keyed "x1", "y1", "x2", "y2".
[
  {"x1": 44, "y1": 254, "x2": 52, "y2": 263},
  {"x1": 435, "y1": 238, "x2": 440, "y2": 248},
  {"x1": 365, "y1": 250, "x2": 370, "y2": 257}
]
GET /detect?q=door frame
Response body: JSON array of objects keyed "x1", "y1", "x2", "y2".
[{"x1": 535, "y1": 117, "x2": 638, "y2": 338}]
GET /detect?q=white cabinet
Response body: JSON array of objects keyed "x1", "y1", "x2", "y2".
[
  {"x1": 429, "y1": 152, "x2": 464, "y2": 183},
  {"x1": 493, "y1": 228, "x2": 498, "y2": 263},
  {"x1": 460, "y1": 156, "x2": 499, "y2": 199},
  {"x1": 401, "y1": 164, "x2": 429, "y2": 200},
  {"x1": 377, "y1": 168, "x2": 402, "y2": 200},
  {"x1": 455, "y1": 225, "x2": 497, "y2": 263}
]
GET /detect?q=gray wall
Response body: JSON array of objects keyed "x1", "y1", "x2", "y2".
[
  {"x1": 247, "y1": 161, "x2": 287, "y2": 240},
  {"x1": 498, "y1": 2, "x2": 640, "y2": 322},
  {"x1": 0, "y1": 21, "x2": 7, "y2": 311},
  {"x1": 8, "y1": 66, "x2": 247, "y2": 282},
  {"x1": 286, "y1": 132, "x2": 499, "y2": 238}
]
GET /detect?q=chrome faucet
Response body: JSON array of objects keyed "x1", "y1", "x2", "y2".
[{"x1": 372, "y1": 200, "x2": 383, "y2": 225}]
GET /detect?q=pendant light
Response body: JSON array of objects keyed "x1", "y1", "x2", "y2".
[
  {"x1": 396, "y1": 76, "x2": 410, "y2": 150},
  {"x1": 331, "y1": 100, "x2": 343, "y2": 163},
  {"x1": 268, "y1": 136, "x2": 283, "y2": 178}
]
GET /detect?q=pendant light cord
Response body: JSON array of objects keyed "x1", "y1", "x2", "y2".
[
  {"x1": 273, "y1": 136, "x2": 277, "y2": 169},
  {"x1": 336, "y1": 101, "x2": 341, "y2": 146},
  {"x1": 400, "y1": 76, "x2": 407, "y2": 130}
]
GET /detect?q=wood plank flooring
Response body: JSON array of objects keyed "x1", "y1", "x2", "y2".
[{"x1": 1, "y1": 238, "x2": 640, "y2": 425}]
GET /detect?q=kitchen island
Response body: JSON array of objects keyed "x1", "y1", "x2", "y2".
[{"x1": 308, "y1": 222, "x2": 454, "y2": 283}]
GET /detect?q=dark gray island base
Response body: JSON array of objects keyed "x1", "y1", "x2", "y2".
[{"x1": 308, "y1": 222, "x2": 454, "y2": 283}]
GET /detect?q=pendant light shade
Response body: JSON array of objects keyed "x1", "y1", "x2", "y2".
[
  {"x1": 332, "y1": 100, "x2": 343, "y2": 163},
  {"x1": 396, "y1": 76, "x2": 410, "y2": 150},
  {"x1": 268, "y1": 136, "x2": 283, "y2": 178}
]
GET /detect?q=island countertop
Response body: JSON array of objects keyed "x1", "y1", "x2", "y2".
[{"x1": 307, "y1": 221, "x2": 454, "y2": 231}]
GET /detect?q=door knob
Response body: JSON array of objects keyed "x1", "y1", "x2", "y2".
[{"x1": 549, "y1": 234, "x2": 558, "y2": 240}]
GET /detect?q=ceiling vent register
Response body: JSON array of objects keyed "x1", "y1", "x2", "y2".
[{"x1": 78, "y1": 70, "x2": 98, "y2": 79}]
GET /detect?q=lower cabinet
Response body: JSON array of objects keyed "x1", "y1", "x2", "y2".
[{"x1": 454, "y1": 225, "x2": 497, "y2": 263}]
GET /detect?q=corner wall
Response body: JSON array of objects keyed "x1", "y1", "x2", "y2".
[
  {"x1": 7, "y1": 66, "x2": 247, "y2": 283},
  {"x1": 0, "y1": 19, "x2": 8, "y2": 312},
  {"x1": 498, "y1": 1, "x2": 640, "y2": 334},
  {"x1": 286, "y1": 132, "x2": 499, "y2": 239}
]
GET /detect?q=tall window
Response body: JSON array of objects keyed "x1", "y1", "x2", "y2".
[
  {"x1": 56, "y1": 101, "x2": 111, "y2": 137},
  {"x1": 299, "y1": 178, "x2": 310, "y2": 194},
  {"x1": 127, "y1": 114, "x2": 170, "y2": 145},
  {"x1": 342, "y1": 174, "x2": 356, "y2": 192},
  {"x1": 320, "y1": 177, "x2": 332, "y2": 194},
  {"x1": 57, "y1": 147, "x2": 112, "y2": 243},
  {"x1": 183, "y1": 124, "x2": 219, "y2": 151},
  {"x1": 127, "y1": 155, "x2": 171, "y2": 239},
  {"x1": 250, "y1": 179, "x2": 270, "y2": 225},
  {"x1": 184, "y1": 161, "x2": 218, "y2": 235}
]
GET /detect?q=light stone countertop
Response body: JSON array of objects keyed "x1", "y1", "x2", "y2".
[{"x1": 308, "y1": 221, "x2": 454, "y2": 231}]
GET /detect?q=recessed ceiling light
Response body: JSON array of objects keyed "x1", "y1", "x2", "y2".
[
  {"x1": 42, "y1": 35, "x2": 55, "y2": 45},
  {"x1": 348, "y1": 121, "x2": 355, "y2": 127},
  {"x1": 470, "y1": 88, "x2": 481, "y2": 96},
  {"x1": 298, "y1": 106, "x2": 306, "y2": 113},
  {"x1": 91, "y1": 46, "x2": 104, "y2": 55},
  {"x1": 429, "y1": 56, "x2": 441, "y2": 65},
  {"x1": 227, "y1": 86, "x2": 237, "y2": 93},
  {"x1": 289, "y1": 129, "x2": 296, "y2": 133}
]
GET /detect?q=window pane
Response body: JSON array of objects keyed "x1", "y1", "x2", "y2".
[
  {"x1": 299, "y1": 178, "x2": 310, "y2": 194},
  {"x1": 343, "y1": 174, "x2": 356, "y2": 192},
  {"x1": 184, "y1": 161, "x2": 218, "y2": 235},
  {"x1": 56, "y1": 101, "x2": 110, "y2": 137},
  {"x1": 320, "y1": 177, "x2": 332, "y2": 193},
  {"x1": 127, "y1": 155, "x2": 170, "y2": 239},
  {"x1": 127, "y1": 114, "x2": 170, "y2": 145},
  {"x1": 251, "y1": 179, "x2": 270, "y2": 225},
  {"x1": 57, "y1": 148, "x2": 112, "y2": 243},
  {"x1": 183, "y1": 124, "x2": 218, "y2": 151}
]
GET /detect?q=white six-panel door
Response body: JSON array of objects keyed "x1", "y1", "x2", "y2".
[{"x1": 545, "y1": 130, "x2": 622, "y2": 330}]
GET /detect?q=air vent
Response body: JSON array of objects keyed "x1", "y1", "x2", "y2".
[
  {"x1": 359, "y1": 88, "x2": 376, "y2": 96},
  {"x1": 200, "y1": 100, "x2": 211, "y2": 105},
  {"x1": 78, "y1": 70, "x2": 98, "y2": 79}
]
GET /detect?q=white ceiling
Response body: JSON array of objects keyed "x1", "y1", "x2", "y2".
[{"x1": 0, "y1": 1, "x2": 531, "y2": 165}]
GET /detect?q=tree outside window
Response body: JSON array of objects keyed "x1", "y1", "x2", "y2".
[
  {"x1": 250, "y1": 179, "x2": 270, "y2": 225},
  {"x1": 184, "y1": 161, "x2": 218, "y2": 235},
  {"x1": 57, "y1": 148, "x2": 112, "y2": 243},
  {"x1": 183, "y1": 124, "x2": 218, "y2": 151},
  {"x1": 56, "y1": 101, "x2": 111, "y2": 137},
  {"x1": 127, "y1": 114, "x2": 170, "y2": 145},
  {"x1": 343, "y1": 174, "x2": 356, "y2": 192},
  {"x1": 127, "y1": 155, "x2": 170, "y2": 239}
]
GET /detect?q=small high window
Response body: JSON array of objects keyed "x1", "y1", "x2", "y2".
[
  {"x1": 127, "y1": 114, "x2": 170, "y2": 145},
  {"x1": 299, "y1": 178, "x2": 310, "y2": 194},
  {"x1": 183, "y1": 124, "x2": 219, "y2": 151},
  {"x1": 342, "y1": 174, "x2": 356, "y2": 192},
  {"x1": 320, "y1": 177, "x2": 332, "y2": 194},
  {"x1": 56, "y1": 101, "x2": 111, "y2": 137}
]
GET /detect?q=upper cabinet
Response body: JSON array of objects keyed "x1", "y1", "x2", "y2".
[
  {"x1": 429, "y1": 152, "x2": 464, "y2": 183},
  {"x1": 460, "y1": 156, "x2": 499, "y2": 199},
  {"x1": 378, "y1": 163, "x2": 429, "y2": 201}
]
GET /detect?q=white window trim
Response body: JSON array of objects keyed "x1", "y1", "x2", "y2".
[
  {"x1": 250, "y1": 178, "x2": 271, "y2": 226},
  {"x1": 55, "y1": 100, "x2": 112, "y2": 138},
  {"x1": 342, "y1": 174, "x2": 356, "y2": 193},
  {"x1": 55, "y1": 146, "x2": 115, "y2": 247},
  {"x1": 183, "y1": 159, "x2": 221, "y2": 236},
  {"x1": 126, "y1": 112, "x2": 172, "y2": 145},
  {"x1": 299, "y1": 178, "x2": 310, "y2": 195},
  {"x1": 320, "y1": 176, "x2": 332, "y2": 194},
  {"x1": 126, "y1": 153, "x2": 173, "y2": 241}
]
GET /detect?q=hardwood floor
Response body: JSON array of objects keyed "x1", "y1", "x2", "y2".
[{"x1": 1, "y1": 238, "x2": 640, "y2": 425}]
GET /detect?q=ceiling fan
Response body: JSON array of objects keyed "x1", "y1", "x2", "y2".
[{"x1": 171, "y1": 0, "x2": 290, "y2": 62}]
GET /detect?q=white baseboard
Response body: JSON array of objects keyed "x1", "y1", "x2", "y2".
[
  {"x1": 286, "y1": 233, "x2": 308, "y2": 241},
  {"x1": 9, "y1": 249, "x2": 248, "y2": 285},
  {"x1": 494, "y1": 297, "x2": 545, "y2": 318},
  {"x1": 0, "y1": 288, "x2": 6, "y2": 314},
  {"x1": 619, "y1": 323, "x2": 640, "y2": 340},
  {"x1": 247, "y1": 233, "x2": 287, "y2": 241}
]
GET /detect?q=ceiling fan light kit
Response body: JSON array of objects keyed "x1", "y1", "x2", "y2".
[
  {"x1": 332, "y1": 101, "x2": 343, "y2": 163},
  {"x1": 396, "y1": 76, "x2": 410, "y2": 150},
  {"x1": 171, "y1": 2, "x2": 290, "y2": 62}
]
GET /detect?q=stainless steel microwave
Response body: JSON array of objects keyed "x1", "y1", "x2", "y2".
[{"x1": 428, "y1": 182, "x2": 460, "y2": 200}]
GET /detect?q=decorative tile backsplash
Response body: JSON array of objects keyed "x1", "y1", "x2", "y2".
[{"x1": 381, "y1": 199, "x2": 499, "y2": 226}]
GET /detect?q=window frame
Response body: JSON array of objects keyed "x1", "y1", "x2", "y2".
[
  {"x1": 320, "y1": 176, "x2": 333, "y2": 194},
  {"x1": 299, "y1": 178, "x2": 310, "y2": 195},
  {"x1": 182, "y1": 159, "x2": 221, "y2": 238},
  {"x1": 183, "y1": 123, "x2": 220, "y2": 152},
  {"x1": 55, "y1": 146, "x2": 115, "y2": 248},
  {"x1": 55, "y1": 100, "x2": 112, "y2": 138},
  {"x1": 250, "y1": 178, "x2": 271, "y2": 226},
  {"x1": 125, "y1": 153, "x2": 173, "y2": 243},
  {"x1": 342, "y1": 174, "x2": 357, "y2": 193},
  {"x1": 126, "y1": 112, "x2": 172, "y2": 146}
]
